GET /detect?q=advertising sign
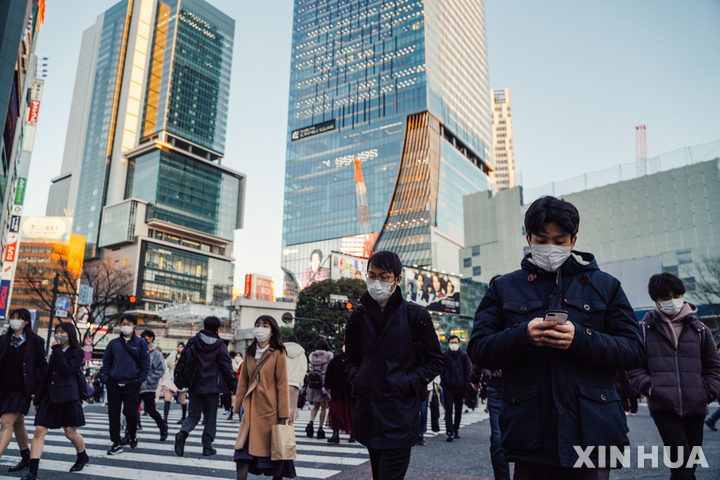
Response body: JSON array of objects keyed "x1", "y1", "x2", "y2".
[
  {"x1": 244, "y1": 274, "x2": 275, "y2": 302},
  {"x1": 404, "y1": 268, "x2": 461, "y2": 315},
  {"x1": 14, "y1": 178, "x2": 26, "y2": 205},
  {"x1": 27, "y1": 84, "x2": 43, "y2": 125},
  {"x1": 2, "y1": 262, "x2": 14, "y2": 280},
  {"x1": 9, "y1": 215, "x2": 21, "y2": 233},
  {"x1": 21, "y1": 216, "x2": 72, "y2": 240},
  {"x1": 330, "y1": 252, "x2": 367, "y2": 281},
  {"x1": 0, "y1": 279, "x2": 11, "y2": 321},
  {"x1": 3, "y1": 233, "x2": 19, "y2": 263},
  {"x1": 291, "y1": 119, "x2": 336, "y2": 141}
]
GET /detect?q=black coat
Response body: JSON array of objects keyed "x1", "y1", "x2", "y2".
[
  {"x1": 324, "y1": 352, "x2": 352, "y2": 401},
  {"x1": 440, "y1": 349, "x2": 472, "y2": 390},
  {"x1": 0, "y1": 330, "x2": 48, "y2": 396},
  {"x1": 35, "y1": 346, "x2": 84, "y2": 404},
  {"x1": 187, "y1": 330, "x2": 237, "y2": 395},
  {"x1": 467, "y1": 252, "x2": 645, "y2": 467},
  {"x1": 345, "y1": 290, "x2": 444, "y2": 449},
  {"x1": 627, "y1": 309, "x2": 720, "y2": 416}
]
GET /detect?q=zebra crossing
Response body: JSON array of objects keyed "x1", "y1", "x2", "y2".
[{"x1": 0, "y1": 402, "x2": 488, "y2": 479}]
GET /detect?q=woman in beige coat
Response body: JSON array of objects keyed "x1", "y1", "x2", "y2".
[{"x1": 233, "y1": 316, "x2": 296, "y2": 480}]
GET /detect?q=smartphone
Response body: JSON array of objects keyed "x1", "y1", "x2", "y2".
[{"x1": 544, "y1": 310, "x2": 569, "y2": 325}]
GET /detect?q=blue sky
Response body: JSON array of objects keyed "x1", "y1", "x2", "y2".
[{"x1": 24, "y1": 1, "x2": 720, "y2": 295}]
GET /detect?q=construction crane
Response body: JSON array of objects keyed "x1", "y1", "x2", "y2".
[
  {"x1": 353, "y1": 157, "x2": 374, "y2": 258},
  {"x1": 636, "y1": 124, "x2": 647, "y2": 176}
]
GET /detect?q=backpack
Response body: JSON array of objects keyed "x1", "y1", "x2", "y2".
[
  {"x1": 174, "y1": 341, "x2": 199, "y2": 390},
  {"x1": 307, "y1": 364, "x2": 324, "y2": 389}
]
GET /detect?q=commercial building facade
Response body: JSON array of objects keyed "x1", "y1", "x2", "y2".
[
  {"x1": 46, "y1": 0, "x2": 243, "y2": 318},
  {"x1": 282, "y1": 0, "x2": 494, "y2": 288},
  {"x1": 490, "y1": 88, "x2": 515, "y2": 191}
]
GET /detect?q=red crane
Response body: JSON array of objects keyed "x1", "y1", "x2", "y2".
[{"x1": 353, "y1": 157, "x2": 374, "y2": 258}]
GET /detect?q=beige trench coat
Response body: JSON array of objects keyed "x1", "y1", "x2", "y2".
[{"x1": 233, "y1": 347, "x2": 290, "y2": 457}]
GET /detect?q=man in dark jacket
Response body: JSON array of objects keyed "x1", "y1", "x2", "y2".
[
  {"x1": 628, "y1": 272, "x2": 720, "y2": 479},
  {"x1": 440, "y1": 335, "x2": 471, "y2": 442},
  {"x1": 468, "y1": 196, "x2": 645, "y2": 479},
  {"x1": 345, "y1": 251, "x2": 444, "y2": 480},
  {"x1": 101, "y1": 314, "x2": 150, "y2": 455},
  {"x1": 174, "y1": 316, "x2": 237, "y2": 457}
]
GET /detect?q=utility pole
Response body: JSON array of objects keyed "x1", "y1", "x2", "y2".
[{"x1": 44, "y1": 273, "x2": 59, "y2": 354}]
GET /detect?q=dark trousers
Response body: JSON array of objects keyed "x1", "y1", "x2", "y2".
[
  {"x1": 418, "y1": 398, "x2": 428, "y2": 438},
  {"x1": 429, "y1": 392, "x2": 440, "y2": 432},
  {"x1": 487, "y1": 387, "x2": 510, "y2": 480},
  {"x1": 513, "y1": 462, "x2": 610, "y2": 480},
  {"x1": 107, "y1": 382, "x2": 140, "y2": 444},
  {"x1": 443, "y1": 386, "x2": 464, "y2": 434},
  {"x1": 651, "y1": 411, "x2": 705, "y2": 480},
  {"x1": 140, "y1": 392, "x2": 166, "y2": 430},
  {"x1": 368, "y1": 447, "x2": 412, "y2": 480},
  {"x1": 181, "y1": 391, "x2": 218, "y2": 448}
]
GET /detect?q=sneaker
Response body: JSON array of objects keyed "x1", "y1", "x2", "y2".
[
  {"x1": 418, "y1": 437, "x2": 426, "y2": 446},
  {"x1": 129, "y1": 436, "x2": 138, "y2": 449},
  {"x1": 454, "y1": 432, "x2": 460, "y2": 439},
  {"x1": 706, "y1": 420, "x2": 718, "y2": 432},
  {"x1": 202, "y1": 447, "x2": 217, "y2": 456},
  {"x1": 446, "y1": 433, "x2": 454, "y2": 442},
  {"x1": 174, "y1": 432, "x2": 186, "y2": 457},
  {"x1": 107, "y1": 443, "x2": 123, "y2": 455}
]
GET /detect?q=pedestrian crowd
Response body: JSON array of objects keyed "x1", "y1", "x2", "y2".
[{"x1": 0, "y1": 195, "x2": 719, "y2": 480}]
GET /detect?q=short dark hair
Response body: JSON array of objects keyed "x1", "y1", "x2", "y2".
[
  {"x1": 448, "y1": 335, "x2": 460, "y2": 343},
  {"x1": 310, "y1": 249, "x2": 322, "y2": 261},
  {"x1": 177, "y1": 341, "x2": 185, "y2": 347},
  {"x1": 648, "y1": 273, "x2": 686, "y2": 301},
  {"x1": 120, "y1": 314, "x2": 137, "y2": 325},
  {"x1": 204, "y1": 316, "x2": 221, "y2": 332},
  {"x1": 524, "y1": 196, "x2": 580, "y2": 240},
  {"x1": 315, "y1": 339, "x2": 330, "y2": 351},
  {"x1": 286, "y1": 334, "x2": 299, "y2": 343},
  {"x1": 229, "y1": 350, "x2": 237, "y2": 358},
  {"x1": 368, "y1": 251, "x2": 402, "y2": 278},
  {"x1": 141, "y1": 329, "x2": 155, "y2": 340}
]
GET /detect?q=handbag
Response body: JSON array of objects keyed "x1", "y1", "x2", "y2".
[{"x1": 270, "y1": 423, "x2": 297, "y2": 461}]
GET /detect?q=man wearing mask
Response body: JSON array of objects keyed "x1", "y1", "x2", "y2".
[
  {"x1": 468, "y1": 196, "x2": 645, "y2": 480},
  {"x1": 138, "y1": 330, "x2": 168, "y2": 442},
  {"x1": 440, "y1": 335, "x2": 471, "y2": 442},
  {"x1": 101, "y1": 314, "x2": 150, "y2": 455},
  {"x1": 174, "y1": 316, "x2": 237, "y2": 457},
  {"x1": 345, "y1": 251, "x2": 444, "y2": 480}
]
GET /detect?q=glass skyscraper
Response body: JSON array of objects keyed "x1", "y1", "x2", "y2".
[
  {"x1": 282, "y1": 0, "x2": 493, "y2": 287},
  {"x1": 46, "y1": 0, "x2": 243, "y2": 315}
]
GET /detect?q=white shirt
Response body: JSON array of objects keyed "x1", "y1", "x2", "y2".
[{"x1": 255, "y1": 344, "x2": 269, "y2": 362}]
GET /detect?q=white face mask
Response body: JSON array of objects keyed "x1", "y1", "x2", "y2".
[
  {"x1": 9, "y1": 320, "x2": 24, "y2": 332},
  {"x1": 366, "y1": 278, "x2": 395, "y2": 303},
  {"x1": 657, "y1": 298, "x2": 683, "y2": 316},
  {"x1": 449, "y1": 343, "x2": 460, "y2": 352},
  {"x1": 531, "y1": 244, "x2": 572, "y2": 272},
  {"x1": 253, "y1": 327, "x2": 271, "y2": 343},
  {"x1": 120, "y1": 325, "x2": 134, "y2": 336}
]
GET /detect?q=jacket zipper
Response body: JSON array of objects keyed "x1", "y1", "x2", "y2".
[{"x1": 674, "y1": 351, "x2": 682, "y2": 415}]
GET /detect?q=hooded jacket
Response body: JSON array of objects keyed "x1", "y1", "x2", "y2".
[
  {"x1": 308, "y1": 350, "x2": 333, "y2": 384},
  {"x1": 468, "y1": 251, "x2": 645, "y2": 468},
  {"x1": 140, "y1": 348, "x2": 166, "y2": 393},
  {"x1": 186, "y1": 329, "x2": 237, "y2": 395},
  {"x1": 284, "y1": 342, "x2": 307, "y2": 388},
  {"x1": 627, "y1": 305, "x2": 720, "y2": 416}
]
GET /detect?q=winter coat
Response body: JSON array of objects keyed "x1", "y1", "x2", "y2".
[
  {"x1": 345, "y1": 289, "x2": 444, "y2": 449},
  {"x1": 140, "y1": 348, "x2": 166, "y2": 393},
  {"x1": 308, "y1": 350, "x2": 333, "y2": 382},
  {"x1": 233, "y1": 347, "x2": 290, "y2": 456},
  {"x1": 441, "y1": 349, "x2": 472, "y2": 390},
  {"x1": 467, "y1": 251, "x2": 645, "y2": 468},
  {"x1": 101, "y1": 333, "x2": 150, "y2": 386},
  {"x1": 284, "y1": 342, "x2": 307, "y2": 389},
  {"x1": 627, "y1": 308, "x2": 720, "y2": 416},
  {"x1": 35, "y1": 345, "x2": 83, "y2": 404},
  {"x1": 324, "y1": 352, "x2": 353, "y2": 401},
  {"x1": 165, "y1": 349, "x2": 180, "y2": 376},
  {"x1": 0, "y1": 329, "x2": 48, "y2": 396},
  {"x1": 185, "y1": 330, "x2": 237, "y2": 395}
]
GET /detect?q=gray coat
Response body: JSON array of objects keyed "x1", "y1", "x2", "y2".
[
  {"x1": 628, "y1": 309, "x2": 720, "y2": 416},
  {"x1": 140, "y1": 348, "x2": 166, "y2": 394}
]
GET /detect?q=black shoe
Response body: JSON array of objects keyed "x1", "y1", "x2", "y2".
[
  {"x1": 69, "y1": 455, "x2": 89, "y2": 472},
  {"x1": 454, "y1": 431, "x2": 460, "y2": 439},
  {"x1": 19, "y1": 473, "x2": 37, "y2": 480},
  {"x1": 418, "y1": 437, "x2": 426, "y2": 446},
  {"x1": 446, "y1": 433, "x2": 454, "y2": 442},
  {"x1": 107, "y1": 443, "x2": 123, "y2": 455},
  {"x1": 8, "y1": 458, "x2": 30, "y2": 472},
  {"x1": 706, "y1": 420, "x2": 718, "y2": 431},
  {"x1": 121, "y1": 434, "x2": 131, "y2": 446},
  {"x1": 316, "y1": 427, "x2": 326, "y2": 440},
  {"x1": 305, "y1": 421, "x2": 314, "y2": 438},
  {"x1": 160, "y1": 423, "x2": 169, "y2": 442},
  {"x1": 327, "y1": 431, "x2": 340, "y2": 444},
  {"x1": 227, "y1": 412, "x2": 234, "y2": 421},
  {"x1": 174, "y1": 432, "x2": 186, "y2": 457},
  {"x1": 202, "y1": 447, "x2": 217, "y2": 456},
  {"x1": 348, "y1": 436, "x2": 355, "y2": 443}
]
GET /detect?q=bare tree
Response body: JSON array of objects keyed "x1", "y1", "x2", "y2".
[{"x1": 695, "y1": 255, "x2": 720, "y2": 316}]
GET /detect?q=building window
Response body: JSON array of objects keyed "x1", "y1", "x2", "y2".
[
  {"x1": 663, "y1": 265, "x2": 679, "y2": 276},
  {"x1": 471, "y1": 245, "x2": 480, "y2": 256},
  {"x1": 682, "y1": 277, "x2": 696, "y2": 291},
  {"x1": 472, "y1": 266, "x2": 482, "y2": 277},
  {"x1": 463, "y1": 257, "x2": 472, "y2": 268},
  {"x1": 677, "y1": 250, "x2": 692, "y2": 265}
]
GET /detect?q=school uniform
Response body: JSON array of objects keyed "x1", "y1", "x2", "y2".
[
  {"x1": 34, "y1": 345, "x2": 85, "y2": 429},
  {"x1": 0, "y1": 330, "x2": 48, "y2": 416}
]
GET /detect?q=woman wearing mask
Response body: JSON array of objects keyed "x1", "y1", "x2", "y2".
[
  {"x1": 283, "y1": 335, "x2": 307, "y2": 424},
  {"x1": 233, "y1": 316, "x2": 295, "y2": 480},
  {"x1": 23, "y1": 323, "x2": 88, "y2": 479},
  {"x1": 161, "y1": 342, "x2": 187, "y2": 424},
  {"x1": 0, "y1": 309, "x2": 48, "y2": 473},
  {"x1": 305, "y1": 339, "x2": 333, "y2": 439},
  {"x1": 629, "y1": 273, "x2": 720, "y2": 480},
  {"x1": 323, "y1": 344, "x2": 355, "y2": 444}
]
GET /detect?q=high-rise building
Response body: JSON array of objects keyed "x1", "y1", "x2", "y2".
[
  {"x1": 282, "y1": 0, "x2": 494, "y2": 289},
  {"x1": 46, "y1": 0, "x2": 244, "y2": 316},
  {"x1": 490, "y1": 88, "x2": 515, "y2": 191}
]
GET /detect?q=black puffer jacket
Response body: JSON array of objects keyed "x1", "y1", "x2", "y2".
[
  {"x1": 627, "y1": 309, "x2": 720, "y2": 416},
  {"x1": 186, "y1": 330, "x2": 237, "y2": 395}
]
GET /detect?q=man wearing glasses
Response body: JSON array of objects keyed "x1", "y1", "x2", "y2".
[{"x1": 345, "y1": 251, "x2": 444, "y2": 480}]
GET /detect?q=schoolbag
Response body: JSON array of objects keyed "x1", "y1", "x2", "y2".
[
  {"x1": 307, "y1": 364, "x2": 324, "y2": 389},
  {"x1": 174, "y1": 341, "x2": 199, "y2": 390}
]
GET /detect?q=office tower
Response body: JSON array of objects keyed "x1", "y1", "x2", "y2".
[
  {"x1": 282, "y1": 0, "x2": 493, "y2": 288},
  {"x1": 491, "y1": 89, "x2": 515, "y2": 191},
  {"x1": 46, "y1": 0, "x2": 244, "y2": 316}
]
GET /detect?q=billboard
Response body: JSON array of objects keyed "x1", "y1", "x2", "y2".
[
  {"x1": 244, "y1": 274, "x2": 275, "y2": 302},
  {"x1": 330, "y1": 252, "x2": 367, "y2": 281},
  {"x1": 22, "y1": 216, "x2": 73, "y2": 240},
  {"x1": 404, "y1": 268, "x2": 461, "y2": 315}
]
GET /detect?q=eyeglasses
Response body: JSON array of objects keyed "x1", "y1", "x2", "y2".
[{"x1": 365, "y1": 273, "x2": 394, "y2": 283}]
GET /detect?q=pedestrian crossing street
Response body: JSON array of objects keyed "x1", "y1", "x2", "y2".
[{"x1": 0, "y1": 402, "x2": 488, "y2": 479}]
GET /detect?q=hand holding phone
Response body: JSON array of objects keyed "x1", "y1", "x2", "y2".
[{"x1": 544, "y1": 310, "x2": 568, "y2": 325}]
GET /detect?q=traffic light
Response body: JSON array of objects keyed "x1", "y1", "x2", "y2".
[
  {"x1": 116, "y1": 294, "x2": 138, "y2": 309},
  {"x1": 327, "y1": 300, "x2": 354, "y2": 310}
]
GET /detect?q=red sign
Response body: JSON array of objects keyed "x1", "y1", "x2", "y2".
[
  {"x1": 255, "y1": 277, "x2": 275, "y2": 302},
  {"x1": 244, "y1": 274, "x2": 252, "y2": 298},
  {"x1": 4, "y1": 242, "x2": 17, "y2": 263},
  {"x1": 27, "y1": 100, "x2": 40, "y2": 124}
]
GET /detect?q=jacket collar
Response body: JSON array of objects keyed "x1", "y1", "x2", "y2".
[{"x1": 521, "y1": 250, "x2": 599, "y2": 277}]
